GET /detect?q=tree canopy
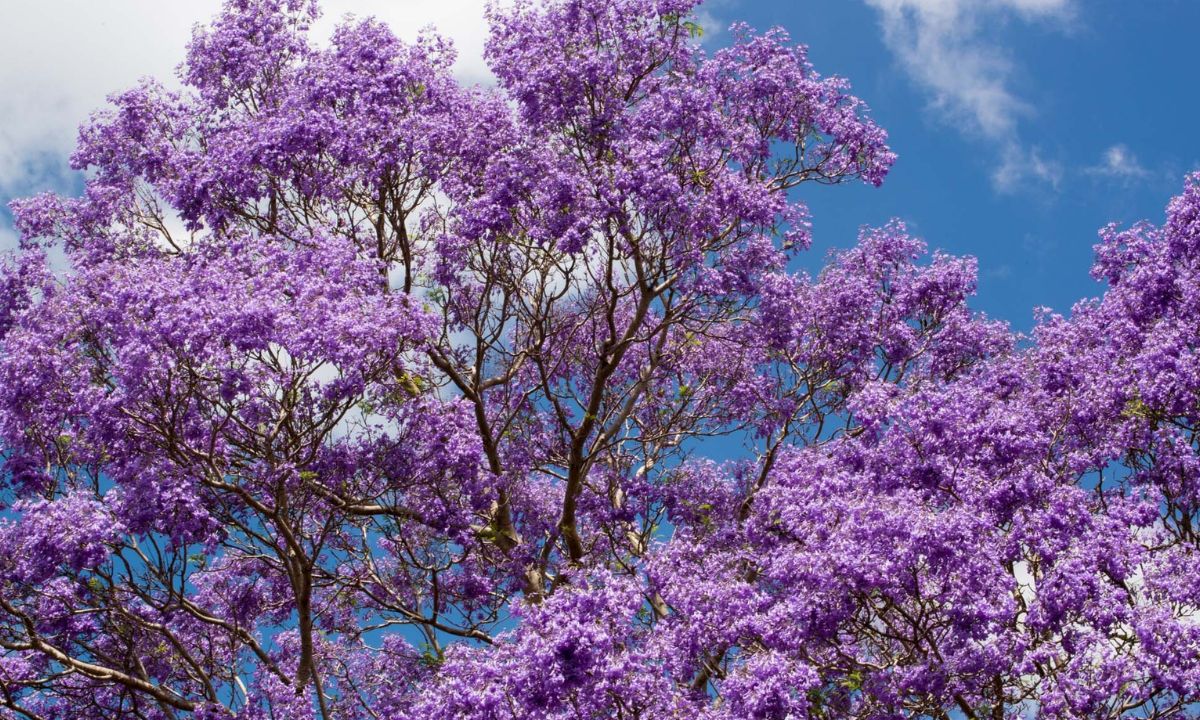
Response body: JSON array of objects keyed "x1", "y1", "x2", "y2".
[{"x1": 0, "y1": 0, "x2": 1197, "y2": 717}]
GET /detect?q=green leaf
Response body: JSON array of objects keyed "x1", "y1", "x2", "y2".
[{"x1": 839, "y1": 669, "x2": 865, "y2": 691}]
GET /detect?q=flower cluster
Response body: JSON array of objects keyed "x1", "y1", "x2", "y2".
[{"x1": 0, "y1": 0, "x2": 1195, "y2": 717}]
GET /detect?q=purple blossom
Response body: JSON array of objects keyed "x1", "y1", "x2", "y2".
[{"x1": 0, "y1": 0, "x2": 1196, "y2": 717}]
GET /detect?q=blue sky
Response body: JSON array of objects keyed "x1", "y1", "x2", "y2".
[
  {"x1": 2, "y1": 0, "x2": 1198, "y2": 332},
  {"x1": 731, "y1": 0, "x2": 1200, "y2": 330}
]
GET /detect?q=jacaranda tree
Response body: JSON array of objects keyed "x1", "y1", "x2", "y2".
[{"x1": 0, "y1": 0, "x2": 1197, "y2": 717}]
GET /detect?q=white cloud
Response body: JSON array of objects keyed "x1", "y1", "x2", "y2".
[
  {"x1": 0, "y1": 224, "x2": 17, "y2": 255},
  {"x1": 0, "y1": 0, "x2": 491, "y2": 210},
  {"x1": 992, "y1": 141, "x2": 1063, "y2": 193},
  {"x1": 1086, "y1": 144, "x2": 1150, "y2": 180},
  {"x1": 862, "y1": 0, "x2": 1073, "y2": 191},
  {"x1": 0, "y1": 2, "x2": 220, "y2": 199},
  {"x1": 315, "y1": 0, "x2": 495, "y2": 81}
]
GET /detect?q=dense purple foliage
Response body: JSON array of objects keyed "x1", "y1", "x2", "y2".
[{"x1": 0, "y1": 0, "x2": 1197, "y2": 717}]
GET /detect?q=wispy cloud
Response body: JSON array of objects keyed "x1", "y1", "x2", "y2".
[
  {"x1": 993, "y1": 142, "x2": 1063, "y2": 192},
  {"x1": 1086, "y1": 144, "x2": 1150, "y2": 181},
  {"x1": 862, "y1": 0, "x2": 1074, "y2": 192}
]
